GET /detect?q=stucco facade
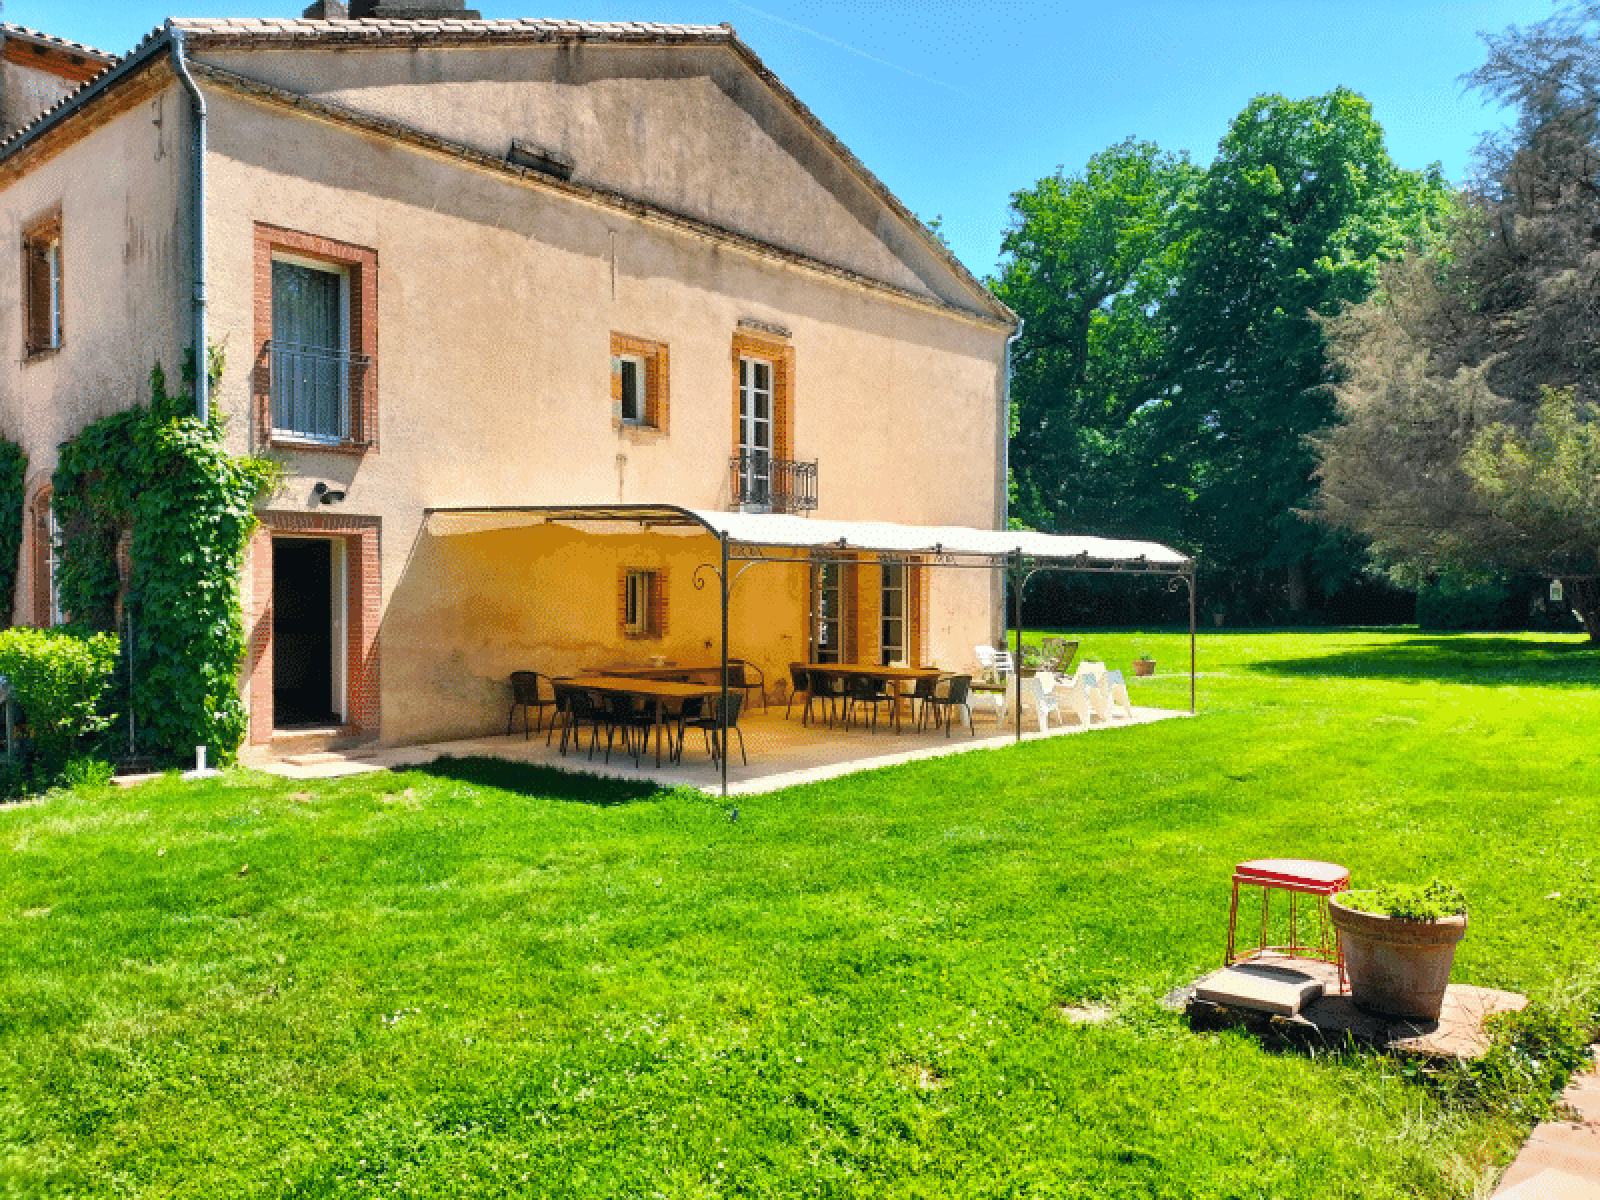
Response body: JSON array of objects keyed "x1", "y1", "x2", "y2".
[{"x1": 0, "y1": 16, "x2": 1015, "y2": 752}]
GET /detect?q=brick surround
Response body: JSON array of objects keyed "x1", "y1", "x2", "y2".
[
  {"x1": 247, "y1": 511, "x2": 381, "y2": 745},
  {"x1": 253, "y1": 222, "x2": 379, "y2": 452}
]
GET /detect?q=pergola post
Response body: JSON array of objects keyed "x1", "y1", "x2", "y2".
[{"x1": 1011, "y1": 548, "x2": 1024, "y2": 744}]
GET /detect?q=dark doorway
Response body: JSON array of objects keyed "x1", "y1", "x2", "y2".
[{"x1": 273, "y1": 537, "x2": 340, "y2": 727}]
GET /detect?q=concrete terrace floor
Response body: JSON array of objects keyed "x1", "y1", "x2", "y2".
[{"x1": 250, "y1": 703, "x2": 1190, "y2": 795}]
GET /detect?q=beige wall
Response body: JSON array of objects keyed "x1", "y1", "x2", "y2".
[
  {"x1": 1, "y1": 58, "x2": 84, "y2": 137},
  {"x1": 195, "y1": 41, "x2": 986, "y2": 317},
  {"x1": 202, "y1": 78, "x2": 1006, "y2": 744},
  {"x1": 0, "y1": 80, "x2": 190, "y2": 624}
]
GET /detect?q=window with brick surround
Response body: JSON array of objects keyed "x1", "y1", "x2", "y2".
[
  {"x1": 22, "y1": 211, "x2": 62, "y2": 359},
  {"x1": 730, "y1": 330, "x2": 795, "y2": 511},
  {"x1": 255, "y1": 224, "x2": 378, "y2": 451},
  {"x1": 619, "y1": 567, "x2": 668, "y2": 639},
  {"x1": 610, "y1": 333, "x2": 668, "y2": 430}
]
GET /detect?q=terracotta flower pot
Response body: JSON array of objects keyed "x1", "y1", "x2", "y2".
[
  {"x1": 1132, "y1": 659, "x2": 1155, "y2": 677},
  {"x1": 1329, "y1": 896, "x2": 1467, "y2": 1021}
]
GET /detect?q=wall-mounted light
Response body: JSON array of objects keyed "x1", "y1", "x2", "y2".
[
  {"x1": 1551, "y1": 579, "x2": 1565, "y2": 603},
  {"x1": 313, "y1": 481, "x2": 347, "y2": 505}
]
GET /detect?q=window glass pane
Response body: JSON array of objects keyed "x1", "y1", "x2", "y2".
[
  {"x1": 271, "y1": 259, "x2": 347, "y2": 441},
  {"x1": 620, "y1": 358, "x2": 642, "y2": 422}
]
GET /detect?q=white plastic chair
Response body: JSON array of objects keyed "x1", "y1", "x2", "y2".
[
  {"x1": 1057, "y1": 673, "x2": 1093, "y2": 725},
  {"x1": 1028, "y1": 671, "x2": 1063, "y2": 733},
  {"x1": 1106, "y1": 669, "x2": 1134, "y2": 719},
  {"x1": 1079, "y1": 671, "x2": 1113, "y2": 722}
]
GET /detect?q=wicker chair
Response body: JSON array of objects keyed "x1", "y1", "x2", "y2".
[
  {"x1": 728, "y1": 659, "x2": 767, "y2": 713},
  {"x1": 923, "y1": 674, "x2": 976, "y2": 738},
  {"x1": 678, "y1": 691, "x2": 747, "y2": 765},
  {"x1": 506, "y1": 671, "x2": 557, "y2": 738},
  {"x1": 783, "y1": 663, "x2": 811, "y2": 720}
]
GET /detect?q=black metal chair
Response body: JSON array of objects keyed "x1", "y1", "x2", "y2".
[
  {"x1": 805, "y1": 667, "x2": 845, "y2": 727},
  {"x1": 544, "y1": 676, "x2": 576, "y2": 746},
  {"x1": 783, "y1": 663, "x2": 811, "y2": 720},
  {"x1": 559, "y1": 688, "x2": 605, "y2": 759},
  {"x1": 923, "y1": 674, "x2": 976, "y2": 738},
  {"x1": 844, "y1": 672, "x2": 897, "y2": 733},
  {"x1": 901, "y1": 673, "x2": 940, "y2": 732},
  {"x1": 728, "y1": 659, "x2": 766, "y2": 713},
  {"x1": 679, "y1": 691, "x2": 747, "y2": 766},
  {"x1": 601, "y1": 692, "x2": 657, "y2": 765},
  {"x1": 507, "y1": 671, "x2": 557, "y2": 738}
]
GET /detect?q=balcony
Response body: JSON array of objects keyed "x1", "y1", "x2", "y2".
[
  {"x1": 268, "y1": 341, "x2": 374, "y2": 447},
  {"x1": 729, "y1": 453, "x2": 818, "y2": 514}
]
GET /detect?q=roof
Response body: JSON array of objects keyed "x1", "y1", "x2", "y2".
[
  {"x1": 0, "y1": 23, "x2": 114, "y2": 64},
  {"x1": 166, "y1": 17, "x2": 729, "y2": 43},
  {"x1": 0, "y1": 16, "x2": 1013, "y2": 328},
  {"x1": 422, "y1": 505, "x2": 1192, "y2": 572}
]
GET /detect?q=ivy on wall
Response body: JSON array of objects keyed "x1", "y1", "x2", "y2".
[
  {"x1": 52, "y1": 355, "x2": 278, "y2": 763},
  {"x1": 0, "y1": 440, "x2": 27, "y2": 625}
]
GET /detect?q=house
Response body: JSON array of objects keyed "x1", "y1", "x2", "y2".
[{"x1": 0, "y1": 0, "x2": 1022, "y2": 754}]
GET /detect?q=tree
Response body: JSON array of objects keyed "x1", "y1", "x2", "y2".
[
  {"x1": 993, "y1": 140, "x2": 1199, "y2": 540},
  {"x1": 1159, "y1": 89, "x2": 1452, "y2": 615},
  {"x1": 1314, "y1": 6, "x2": 1600, "y2": 639}
]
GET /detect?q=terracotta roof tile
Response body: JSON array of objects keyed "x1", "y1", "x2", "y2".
[{"x1": 0, "y1": 22, "x2": 115, "y2": 62}]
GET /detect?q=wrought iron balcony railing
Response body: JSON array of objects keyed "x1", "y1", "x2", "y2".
[
  {"x1": 268, "y1": 341, "x2": 374, "y2": 446},
  {"x1": 729, "y1": 453, "x2": 818, "y2": 514}
]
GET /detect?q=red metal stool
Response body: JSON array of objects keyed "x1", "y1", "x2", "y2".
[{"x1": 1225, "y1": 858, "x2": 1349, "y2": 988}]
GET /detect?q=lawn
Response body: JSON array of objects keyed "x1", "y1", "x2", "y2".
[{"x1": 3, "y1": 629, "x2": 1599, "y2": 1198}]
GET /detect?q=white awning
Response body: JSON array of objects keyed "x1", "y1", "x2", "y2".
[{"x1": 422, "y1": 504, "x2": 1190, "y2": 571}]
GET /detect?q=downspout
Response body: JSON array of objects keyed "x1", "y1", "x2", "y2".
[
  {"x1": 169, "y1": 27, "x2": 209, "y2": 423},
  {"x1": 998, "y1": 318, "x2": 1023, "y2": 645},
  {"x1": 1001, "y1": 317, "x2": 1023, "y2": 529}
]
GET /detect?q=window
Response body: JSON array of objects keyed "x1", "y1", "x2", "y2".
[
  {"x1": 880, "y1": 562, "x2": 906, "y2": 665},
  {"x1": 618, "y1": 355, "x2": 645, "y2": 423},
  {"x1": 730, "y1": 329, "x2": 796, "y2": 510},
  {"x1": 31, "y1": 488, "x2": 62, "y2": 627},
  {"x1": 619, "y1": 567, "x2": 668, "y2": 639},
  {"x1": 23, "y1": 212, "x2": 62, "y2": 358},
  {"x1": 255, "y1": 224, "x2": 377, "y2": 451},
  {"x1": 812, "y1": 560, "x2": 849, "y2": 664},
  {"x1": 610, "y1": 334, "x2": 668, "y2": 430},
  {"x1": 736, "y1": 356, "x2": 773, "y2": 509},
  {"x1": 271, "y1": 255, "x2": 350, "y2": 442}
]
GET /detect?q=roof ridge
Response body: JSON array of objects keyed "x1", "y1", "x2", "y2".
[{"x1": 167, "y1": 16, "x2": 732, "y2": 38}]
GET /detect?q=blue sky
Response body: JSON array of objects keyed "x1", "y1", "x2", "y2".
[{"x1": 10, "y1": 0, "x2": 1555, "y2": 278}]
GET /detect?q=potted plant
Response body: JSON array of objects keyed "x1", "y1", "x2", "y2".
[
  {"x1": 1132, "y1": 654, "x2": 1156, "y2": 677},
  {"x1": 1328, "y1": 879, "x2": 1468, "y2": 1022}
]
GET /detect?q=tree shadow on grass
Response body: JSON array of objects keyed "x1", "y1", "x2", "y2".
[
  {"x1": 401, "y1": 755, "x2": 667, "y2": 807},
  {"x1": 1253, "y1": 635, "x2": 1600, "y2": 689}
]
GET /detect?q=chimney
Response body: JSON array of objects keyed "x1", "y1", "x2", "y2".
[
  {"x1": 301, "y1": 0, "x2": 349, "y2": 16},
  {"x1": 346, "y1": 0, "x2": 483, "y2": 16}
]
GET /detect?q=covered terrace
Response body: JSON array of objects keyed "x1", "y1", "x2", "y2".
[{"x1": 390, "y1": 504, "x2": 1196, "y2": 796}]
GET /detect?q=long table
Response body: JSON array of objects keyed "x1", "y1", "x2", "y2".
[
  {"x1": 580, "y1": 662, "x2": 725, "y2": 682},
  {"x1": 803, "y1": 663, "x2": 944, "y2": 731},
  {"x1": 570, "y1": 675, "x2": 724, "y2": 767}
]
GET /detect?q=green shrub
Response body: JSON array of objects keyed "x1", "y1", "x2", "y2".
[
  {"x1": 1339, "y1": 878, "x2": 1468, "y2": 920},
  {"x1": 0, "y1": 439, "x2": 26, "y2": 626},
  {"x1": 0, "y1": 626, "x2": 119, "y2": 775}
]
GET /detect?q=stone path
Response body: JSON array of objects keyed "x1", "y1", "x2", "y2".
[{"x1": 1494, "y1": 1048, "x2": 1600, "y2": 1197}]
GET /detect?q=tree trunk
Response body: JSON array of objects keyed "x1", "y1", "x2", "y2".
[{"x1": 1562, "y1": 577, "x2": 1600, "y2": 643}]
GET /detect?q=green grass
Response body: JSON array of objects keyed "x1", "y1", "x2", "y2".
[{"x1": 4, "y1": 629, "x2": 1600, "y2": 1197}]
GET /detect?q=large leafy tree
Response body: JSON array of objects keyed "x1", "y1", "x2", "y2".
[
  {"x1": 997, "y1": 93, "x2": 1450, "y2": 619},
  {"x1": 994, "y1": 140, "x2": 1199, "y2": 540},
  {"x1": 1159, "y1": 89, "x2": 1452, "y2": 614},
  {"x1": 1314, "y1": 6, "x2": 1600, "y2": 638}
]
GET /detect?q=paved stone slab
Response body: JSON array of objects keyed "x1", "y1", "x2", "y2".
[
  {"x1": 1183, "y1": 955, "x2": 1525, "y2": 1060},
  {"x1": 1496, "y1": 1168, "x2": 1600, "y2": 1199},
  {"x1": 1194, "y1": 963, "x2": 1323, "y2": 1016}
]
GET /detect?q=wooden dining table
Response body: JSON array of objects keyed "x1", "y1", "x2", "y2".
[
  {"x1": 572, "y1": 674, "x2": 725, "y2": 767},
  {"x1": 803, "y1": 663, "x2": 944, "y2": 730}
]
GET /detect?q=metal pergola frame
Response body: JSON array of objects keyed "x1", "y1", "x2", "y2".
[{"x1": 423, "y1": 503, "x2": 1197, "y2": 797}]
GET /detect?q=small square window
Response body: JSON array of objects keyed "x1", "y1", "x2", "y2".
[
  {"x1": 610, "y1": 334, "x2": 668, "y2": 431},
  {"x1": 620, "y1": 567, "x2": 668, "y2": 639}
]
